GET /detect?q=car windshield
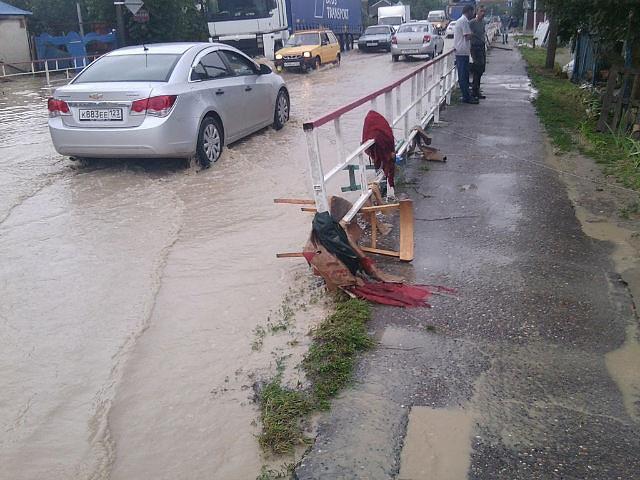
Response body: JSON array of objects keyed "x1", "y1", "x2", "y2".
[
  {"x1": 364, "y1": 26, "x2": 389, "y2": 35},
  {"x1": 398, "y1": 24, "x2": 430, "y2": 33},
  {"x1": 206, "y1": 0, "x2": 273, "y2": 21},
  {"x1": 427, "y1": 13, "x2": 444, "y2": 21},
  {"x1": 73, "y1": 54, "x2": 181, "y2": 83},
  {"x1": 286, "y1": 33, "x2": 320, "y2": 47}
]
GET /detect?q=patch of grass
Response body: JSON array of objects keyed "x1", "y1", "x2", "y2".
[
  {"x1": 257, "y1": 299, "x2": 373, "y2": 454},
  {"x1": 252, "y1": 325, "x2": 267, "y2": 351},
  {"x1": 256, "y1": 463, "x2": 295, "y2": 480},
  {"x1": 520, "y1": 46, "x2": 640, "y2": 191},
  {"x1": 619, "y1": 200, "x2": 640, "y2": 219},
  {"x1": 303, "y1": 299, "x2": 373, "y2": 408},
  {"x1": 258, "y1": 380, "x2": 312, "y2": 455}
]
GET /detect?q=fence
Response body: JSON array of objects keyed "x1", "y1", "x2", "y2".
[
  {"x1": 303, "y1": 49, "x2": 458, "y2": 223},
  {"x1": 0, "y1": 55, "x2": 99, "y2": 84},
  {"x1": 597, "y1": 66, "x2": 640, "y2": 133}
]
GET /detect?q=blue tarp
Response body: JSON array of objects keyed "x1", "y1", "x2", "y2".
[{"x1": 34, "y1": 31, "x2": 117, "y2": 70}]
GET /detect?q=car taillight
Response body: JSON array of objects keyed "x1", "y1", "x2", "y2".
[
  {"x1": 391, "y1": 36, "x2": 397, "y2": 44},
  {"x1": 47, "y1": 98, "x2": 70, "y2": 117},
  {"x1": 130, "y1": 95, "x2": 177, "y2": 117},
  {"x1": 423, "y1": 35, "x2": 432, "y2": 43}
]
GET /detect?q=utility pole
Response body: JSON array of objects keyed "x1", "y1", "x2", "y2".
[
  {"x1": 115, "y1": 2, "x2": 126, "y2": 47},
  {"x1": 76, "y1": 2, "x2": 85, "y2": 37}
]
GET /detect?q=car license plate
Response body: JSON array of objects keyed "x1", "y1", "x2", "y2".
[
  {"x1": 284, "y1": 61, "x2": 300, "y2": 67},
  {"x1": 79, "y1": 108, "x2": 123, "y2": 121},
  {"x1": 366, "y1": 42, "x2": 377, "y2": 46},
  {"x1": 403, "y1": 49, "x2": 420, "y2": 54}
]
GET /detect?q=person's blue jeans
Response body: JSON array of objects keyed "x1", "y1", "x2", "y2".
[{"x1": 456, "y1": 55, "x2": 471, "y2": 101}]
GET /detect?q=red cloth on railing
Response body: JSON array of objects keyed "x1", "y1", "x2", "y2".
[{"x1": 362, "y1": 110, "x2": 396, "y2": 188}]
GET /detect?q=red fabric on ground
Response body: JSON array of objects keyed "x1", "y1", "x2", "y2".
[
  {"x1": 348, "y1": 282, "x2": 435, "y2": 307},
  {"x1": 362, "y1": 110, "x2": 396, "y2": 188}
]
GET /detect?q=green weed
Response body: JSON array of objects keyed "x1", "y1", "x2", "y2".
[{"x1": 258, "y1": 299, "x2": 373, "y2": 453}]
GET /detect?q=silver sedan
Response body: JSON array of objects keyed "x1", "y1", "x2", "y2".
[
  {"x1": 48, "y1": 43, "x2": 290, "y2": 166},
  {"x1": 391, "y1": 22, "x2": 445, "y2": 62}
]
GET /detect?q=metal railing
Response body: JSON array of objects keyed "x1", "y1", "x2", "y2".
[
  {"x1": 303, "y1": 49, "x2": 458, "y2": 222},
  {"x1": 0, "y1": 55, "x2": 99, "y2": 83}
]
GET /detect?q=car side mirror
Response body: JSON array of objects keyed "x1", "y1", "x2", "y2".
[{"x1": 258, "y1": 63, "x2": 272, "y2": 75}]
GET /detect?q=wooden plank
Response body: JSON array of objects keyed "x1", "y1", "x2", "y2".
[
  {"x1": 399, "y1": 199, "x2": 414, "y2": 262},
  {"x1": 361, "y1": 246, "x2": 401, "y2": 257},
  {"x1": 273, "y1": 198, "x2": 315, "y2": 205},
  {"x1": 598, "y1": 65, "x2": 619, "y2": 132},
  {"x1": 359, "y1": 203, "x2": 400, "y2": 213},
  {"x1": 370, "y1": 212, "x2": 377, "y2": 249},
  {"x1": 302, "y1": 203, "x2": 400, "y2": 214},
  {"x1": 611, "y1": 72, "x2": 630, "y2": 131},
  {"x1": 276, "y1": 252, "x2": 305, "y2": 258}
]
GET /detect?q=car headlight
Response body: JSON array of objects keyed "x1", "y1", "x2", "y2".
[
  {"x1": 303, "y1": 51, "x2": 311, "y2": 58},
  {"x1": 275, "y1": 54, "x2": 282, "y2": 60}
]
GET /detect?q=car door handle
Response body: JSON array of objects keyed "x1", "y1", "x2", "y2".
[
  {"x1": 215, "y1": 89, "x2": 225, "y2": 95},
  {"x1": 244, "y1": 86, "x2": 252, "y2": 92}
]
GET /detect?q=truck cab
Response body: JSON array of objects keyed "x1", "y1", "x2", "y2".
[{"x1": 206, "y1": 0, "x2": 288, "y2": 58}]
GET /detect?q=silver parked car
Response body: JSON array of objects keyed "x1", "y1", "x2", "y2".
[
  {"x1": 48, "y1": 43, "x2": 290, "y2": 166},
  {"x1": 357, "y1": 25, "x2": 395, "y2": 52},
  {"x1": 391, "y1": 22, "x2": 445, "y2": 62}
]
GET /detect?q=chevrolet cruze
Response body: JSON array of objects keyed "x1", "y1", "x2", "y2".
[{"x1": 48, "y1": 43, "x2": 290, "y2": 166}]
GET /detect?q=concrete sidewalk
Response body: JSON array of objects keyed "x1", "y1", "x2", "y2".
[{"x1": 296, "y1": 47, "x2": 640, "y2": 479}]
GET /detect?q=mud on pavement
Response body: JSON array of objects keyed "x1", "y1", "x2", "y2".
[{"x1": 296, "y1": 46, "x2": 640, "y2": 479}]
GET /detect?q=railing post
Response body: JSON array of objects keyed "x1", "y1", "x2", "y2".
[
  {"x1": 357, "y1": 151, "x2": 367, "y2": 196},
  {"x1": 384, "y1": 90, "x2": 393, "y2": 124},
  {"x1": 304, "y1": 127, "x2": 329, "y2": 213},
  {"x1": 333, "y1": 118, "x2": 346, "y2": 166},
  {"x1": 371, "y1": 97, "x2": 378, "y2": 112},
  {"x1": 434, "y1": 62, "x2": 442, "y2": 124},
  {"x1": 44, "y1": 59, "x2": 50, "y2": 86},
  {"x1": 411, "y1": 74, "x2": 418, "y2": 123}
]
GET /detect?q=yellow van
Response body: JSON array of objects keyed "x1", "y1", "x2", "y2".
[{"x1": 274, "y1": 29, "x2": 341, "y2": 72}]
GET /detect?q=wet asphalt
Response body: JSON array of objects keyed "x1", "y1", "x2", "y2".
[{"x1": 296, "y1": 47, "x2": 640, "y2": 478}]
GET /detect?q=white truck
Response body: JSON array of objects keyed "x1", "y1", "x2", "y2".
[
  {"x1": 206, "y1": 0, "x2": 362, "y2": 60},
  {"x1": 377, "y1": 4, "x2": 411, "y2": 27}
]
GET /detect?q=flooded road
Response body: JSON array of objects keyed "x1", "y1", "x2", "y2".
[{"x1": 0, "y1": 50, "x2": 425, "y2": 479}]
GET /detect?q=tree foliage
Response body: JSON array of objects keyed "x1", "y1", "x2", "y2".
[
  {"x1": 3, "y1": 0, "x2": 208, "y2": 42},
  {"x1": 543, "y1": 0, "x2": 640, "y2": 55}
]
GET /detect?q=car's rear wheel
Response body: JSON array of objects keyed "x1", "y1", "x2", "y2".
[
  {"x1": 392, "y1": 54, "x2": 399, "y2": 62},
  {"x1": 273, "y1": 89, "x2": 290, "y2": 130},
  {"x1": 196, "y1": 116, "x2": 223, "y2": 168},
  {"x1": 335, "y1": 53, "x2": 341, "y2": 66},
  {"x1": 314, "y1": 56, "x2": 321, "y2": 70}
]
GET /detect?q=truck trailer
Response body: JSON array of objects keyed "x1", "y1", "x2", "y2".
[
  {"x1": 446, "y1": 0, "x2": 477, "y2": 21},
  {"x1": 206, "y1": 0, "x2": 362, "y2": 60},
  {"x1": 377, "y1": 4, "x2": 410, "y2": 27}
]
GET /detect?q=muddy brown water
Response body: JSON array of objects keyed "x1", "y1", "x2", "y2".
[{"x1": 0, "y1": 51, "x2": 428, "y2": 479}]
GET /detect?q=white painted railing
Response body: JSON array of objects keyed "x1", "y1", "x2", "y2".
[
  {"x1": 0, "y1": 55, "x2": 99, "y2": 84},
  {"x1": 303, "y1": 49, "x2": 458, "y2": 222}
]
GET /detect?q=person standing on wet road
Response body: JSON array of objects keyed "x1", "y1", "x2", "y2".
[
  {"x1": 469, "y1": 5, "x2": 487, "y2": 100},
  {"x1": 453, "y1": 5, "x2": 478, "y2": 104}
]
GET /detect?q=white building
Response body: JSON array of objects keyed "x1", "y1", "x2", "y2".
[{"x1": 0, "y1": 0, "x2": 32, "y2": 66}]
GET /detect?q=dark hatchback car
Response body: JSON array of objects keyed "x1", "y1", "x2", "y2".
[{"x1": 357, "y1": 25, "x2": 395, "y2": 52}]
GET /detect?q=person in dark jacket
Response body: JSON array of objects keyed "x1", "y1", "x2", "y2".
[{"x1": 469, "y1": 5, "x2": 487, "y2": 100}]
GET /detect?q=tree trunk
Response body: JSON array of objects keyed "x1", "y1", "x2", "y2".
[{"x1": 545, "y1": 15, "x2": 559, "y2": 69}]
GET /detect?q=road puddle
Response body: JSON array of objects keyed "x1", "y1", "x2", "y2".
[{"x1": 398, "y1": 407, "x2": 475, "y2": 480}]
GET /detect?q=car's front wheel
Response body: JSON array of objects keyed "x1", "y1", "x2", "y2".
[
  {"x1": 273, "y1": 89, "x2": 290, "y2": 130},
  {"x1": 196, "y1": 116, "x2": 223, "y2": 168}
]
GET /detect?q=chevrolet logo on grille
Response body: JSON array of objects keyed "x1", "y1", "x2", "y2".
[{"x1": 89, "y1": 93, "x2": 103, "y2": 100}]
